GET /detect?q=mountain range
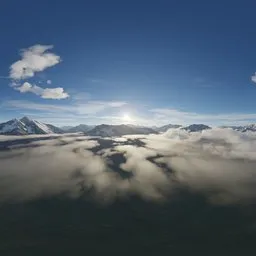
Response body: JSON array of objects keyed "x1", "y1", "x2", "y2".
[
  {"x1": 1, "y1": 117, "x2": 256, "y2": 136},
  {"x1": 86, "y1": 124, "x2": 157, "y2": 137},
  {"x1": 220, "y1": 124, "x2": 256, "y2": 133},
  {"x1": 62, "y1": 124, "x2": 95, "y2": 133}
]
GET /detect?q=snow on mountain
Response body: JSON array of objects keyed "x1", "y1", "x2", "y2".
[
  {"x1": 0, "y1": 117, "x2": 64, "y2": 135},
  {"x1": 0, "y1": 119, "x2": 27, "y2": 135},
  {"x1": 182, "y1": 124, "x2": 211, "y2": 132},
  {"x1": 221, "y1": 124, "x2": 256, "y2": 133},
  {"x1": 155, "y1": 124, "x2": 182, "y2": 132},
  {"x1": 86, "y1": 124, "x2": 158, "y2": 137},
  {"x1": 2, "y1": 117, "x2": 256, "y2": 137},
  {"x1": 239, "y1": 124, "x2": 256, "y2": 132},
  {"x1": 43, "y1": 123, "x2": 64, "y2": 134}
]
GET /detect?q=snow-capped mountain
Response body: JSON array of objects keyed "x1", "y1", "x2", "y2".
[
  {"x1": 182, "y1": 124, "x2": 211, "y2": 132},
  {"x1": 0, "y1": 117, "x2": 64, "y2": 135},
  {"x1": 237, "y1": 124, "x2": 256, "y2": 132},
  {"x1": 222, "y1": 124, "x2": 256, "y2": 132},
  {"x1": 0, "y1": 119, "x2": 28, "y2": 135},
  {"x1": 155, "y1": 124, "x2": 182, "y2": 132},
  {"x1": 65, "y1": 124, "x2": 94, "y2": 133},
  {"x1": 86, "y1": 124, "x2": 158, "y2": 137},
  {"x1": 2, "y1": 117, "x2": 256, "y2": 136}
]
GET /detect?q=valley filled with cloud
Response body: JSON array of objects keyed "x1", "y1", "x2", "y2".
[{"x1": 1, "y1": 128, "x2": 256, "y2": 204}]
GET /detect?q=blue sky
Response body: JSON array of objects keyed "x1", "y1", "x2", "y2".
[{"x1": 1, "y1": 0, "x2": 256, "y2": 126}]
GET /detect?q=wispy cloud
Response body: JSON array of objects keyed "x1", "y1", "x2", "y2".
[
  {"x1": 3, "y1": 99, "x2": 256, "y2": 126},
  {"x1": 3, "y1": 100, "x2": 127, "y2": 116},
  {"x1": 72, "y1": 92, "x2": 92, "y2": 101},
  {"x1": 3, "y1": 100, "x2": 72, "y2": 112},
  {"x1": 150, "y1": 108, "x2": 256, "y2": 125}
]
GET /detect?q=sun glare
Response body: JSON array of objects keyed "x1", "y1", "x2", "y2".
[{"x1": 122, "y1": 113, "x2": 133, "y2": 123}]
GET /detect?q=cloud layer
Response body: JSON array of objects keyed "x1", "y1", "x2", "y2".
[{"x1": 1, "y1": 128, "x2": 256, "y2": 205}]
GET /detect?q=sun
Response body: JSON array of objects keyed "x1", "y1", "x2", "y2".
[{"x1": 122, "y1": 113, "x2": 133, "y2": 123}]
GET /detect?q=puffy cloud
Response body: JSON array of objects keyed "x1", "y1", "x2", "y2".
[
  {"x1": 40, "y1": 87, "x2": 69, "y2": 99},
  {"x1": 15, "y1": 82, "x2": 42, "y2": 94},
  {"x1": 15, "y1": 82, "x2": 69, "y2": 99},
  {"x1": 8, "y1": 44, "x2": 69, "y2": 101},
  {"x1": 9, "y1": 45, "x2": 60, "y2": 80}
]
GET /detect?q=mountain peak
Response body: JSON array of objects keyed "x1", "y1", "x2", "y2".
[
  {"x1": 10, "y1": 118, "x2": 19, "y2": 122},
  {"x1": 20, "y1": 116, "x2": 32, "y2": 123},
  {"x1": 0, "y1": 117, "x2": 63, "y2": 135},
  {"x1": 182, "y1": 124, "x2": 211, "y2": 132}
]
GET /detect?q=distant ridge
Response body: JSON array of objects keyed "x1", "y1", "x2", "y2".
[{"x1": 1, "y1": 117, "x2": 256, "y2": 136}]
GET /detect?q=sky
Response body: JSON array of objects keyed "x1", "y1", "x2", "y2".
[{"x1": 1, "y1": 0, "x2": 256, "y2": 126}]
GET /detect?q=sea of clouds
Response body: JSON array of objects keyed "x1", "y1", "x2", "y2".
[{"x1": 0, "y1": 128, "x2": 256, "y2": 205}]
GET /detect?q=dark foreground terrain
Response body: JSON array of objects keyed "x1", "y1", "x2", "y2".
[
  {"x1": 1, "y1": 194, "x2": 256, "y2": 255},
  {"x1": 0, "y1": 134, "x2": 256, "y2": 255}
]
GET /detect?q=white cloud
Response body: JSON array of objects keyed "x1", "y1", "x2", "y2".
[
  {"x1": 7, "y1": 44, "x2": 69, "y2": 100},
  {"x1": 252, "y1": 72, "x2": 256, "y2": 83},
  {"x1": 40, "y1": 87, "x2": 69, "y2": 99},
  {"x1": 10, "y1": 45, "x2": 60, "y2": 80},
  {"x1": 15, "y1": 82, "x2": 69, "y2": 99},
  {"x1": 15, "y1": 82, "x2": 42, "y2": 94}
]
